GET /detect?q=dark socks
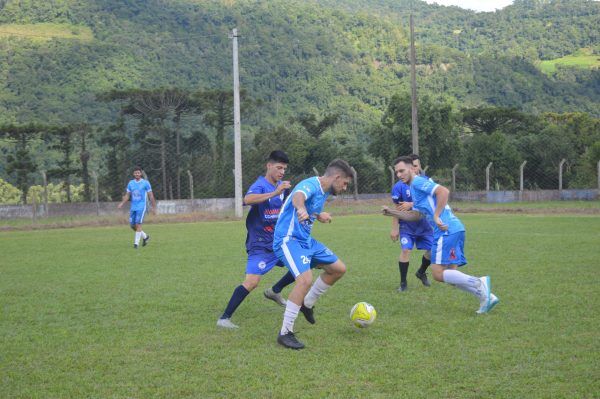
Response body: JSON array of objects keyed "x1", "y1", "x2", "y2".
[
  {"x1": 418, "y1": 256, "x2": 431, "y2": 274},
  {"x1": 272, "y1": 271, "x2": 295, "y2": 294},
  {"x1": 399, "y1": 261, "x2": 409, "y2": 283},
  {"x1": 221, "y1": 285, "x2": 250, "y2": 319}
]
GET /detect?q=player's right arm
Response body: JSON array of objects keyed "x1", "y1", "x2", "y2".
[
  {"x1": 244, "y1": 181, "x2": 291, "y2": 205},
  {"x1": 291, "y1": 191, "x2": 309, "y2": 222},
  {"x1": 382, "y1": 206, "x2": 423, "y2": 222},
  {"x1": 117, "y1": 191, "x2": 130, "y2": 209}
]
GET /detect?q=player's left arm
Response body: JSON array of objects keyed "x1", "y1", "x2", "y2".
[
  {"x1": 147, "y1": 191, "x2": 157, "y2": 215},
  {"x1": 381, "y1": 206, "x2": 423, "y2": 221},
  {"x1": 433, "y1": 185, "x2": 449, "y2": 231}
]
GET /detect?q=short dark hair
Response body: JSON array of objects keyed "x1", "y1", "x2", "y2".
[
  {"x1": 267, "y1": 150, "x2": 289, "y2": 164},
  {"x1": 409, "y1": 154, "x2": 420, "y2": 162},
  {"x1": 325, "y1": 159, "x2": 353, "y2": 177},
  {"x1": 393, "y1": 156, "x2": 413, "y2": 167},
  {"x1": 133, "y1": 166, "x2": 143, "y2": 172}
]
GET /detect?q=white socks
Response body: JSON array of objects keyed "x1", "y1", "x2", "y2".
[
  {"x1": 304, "y1": 276, "x2": 331, "y2": 309},
  {"x1": 134, "y1": 232, "x2": 142, "y2": 245},
  {"x1": 280, "y1": 301, "x2": 301, "y2": 335},
  {"x1": 443, "y1": 269, "x2": 481, "y2": 298},
  {"x1": 141, "y1": 231, "x2": 147, "y2": 239}
]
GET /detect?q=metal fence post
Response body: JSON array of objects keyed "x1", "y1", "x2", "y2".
[
  {"x1": 312, "y1": 167, "x2": 319, "y2": 176},
  {"x1": 597, "y1": 160, "x2": 599, "y2": 192},
  {"x1": 32, "y1": 192, "x2": 37, "y2": 223},
  {"x1": 388, "y1": 166, "x2": 395, "y2": 188},
  {"x1": 451, "y1": 164, "x2": 459, "y2": 192},
  {"x1": 41, "y1": 170, "x2": 48, "y2": 218},
  {"x1": 350, "y1": 167, "x2": 358, "y2": 201},
  {"x1": 423, "y1": 165, "x2": 429, "y2": 174},
  {"x1": 485, "y1": 162, "x2": 493, "y2": 192},
  {"x1": 519, "y1": 161, "x2": 527, "y2": 201},
  {"x1": 91, "y1": 171, "x2": 99, "y2": 216},
  {"x1": 187, "y1": 170, "x2": 194, "y2": 200},
  {"x1": 558, "y1": 158, "x2": 566, "y2": 193}
]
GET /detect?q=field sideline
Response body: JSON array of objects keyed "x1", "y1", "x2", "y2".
[{"x1": 1, "y1": 213, "x2": 599, "y2": 398}]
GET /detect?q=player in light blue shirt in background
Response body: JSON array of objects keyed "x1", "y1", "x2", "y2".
[
  {"x1": 274, "y1": 159, "x2": 354, "y2": 350},
  {"x1": 118, "y1": 166, "x2": 156, "y2": 249},
  {"x1": 383, "y1": 156, "x2": 499, "y2": 314}
]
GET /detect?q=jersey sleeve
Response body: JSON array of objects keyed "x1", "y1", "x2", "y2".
[
  {"x1": 412, "y1": 176, "x2": 438, "y2": 196},
  {"x1": 391, "y1": 182, "x2": 402, "y2": 204},
  {"x1": 126, "y1": 181, "x2": 133, "y2": 193},
  {"x1": 245, "y1": 179, "x2": 266, "y2": 196},
  {"x1": 295, "y1": 178, "x2": 317, "y2": 200},
  {"x1": 145, "y1": 180, "x2": 152, "y2": 192}
]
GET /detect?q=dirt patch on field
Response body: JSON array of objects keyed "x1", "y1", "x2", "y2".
[{"x1": 1, "y1": 199, "x2": 597, "y2": 231}]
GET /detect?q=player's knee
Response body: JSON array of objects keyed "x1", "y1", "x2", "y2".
[
  {"x1": 295, "y1": 273, "x2": 312, "y2": 290},
  {"x1": 431, "y1": 268, "x2": 444, "y2": 282}
]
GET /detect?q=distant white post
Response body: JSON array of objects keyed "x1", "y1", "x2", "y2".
[
  {"x1": 312, "y1": 167, "x2": 319, "y2": 176},
  {"x1": 351, "y1": 167, "x2": 358, "y2": 200},
  {"x1": 558, "y1": 158, "x2": 566, "y2": 192},
  {"x1": 597, "y1": 160, "x2": 599, "y2": 192},
  {"x1": 231, "y1": 28, "x2": 243, "y2": 218},
  {"x1": 485, "y1": 162, "x2": 493, "y2": 192},
  {"x1": 91, "y1": 171, "x2": 100, "y2": 216},
  {"x1": 388, "y1": 166, "x2": 395, "y2": 188},
  {"x1": 41, "y1": 170, "x2": 48, "y2": 217},
  {"x1": 452, "y1": 163, "x2": 459, "y2": 192},
  {"x1": 519, "y1": 161, "x2": 527, "y2": 201},
  {"x1": 187, "y1": 170, "x2": 194, "y2": 200}
]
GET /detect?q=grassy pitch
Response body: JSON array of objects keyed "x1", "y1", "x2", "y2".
[{"x1": 1, "y1": 213, "x2": 599, "y2": 398}]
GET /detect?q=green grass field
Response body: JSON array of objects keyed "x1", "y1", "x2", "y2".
[
  {"x1": 2, "y1": 213, "x2": 599, "y2": 398},
  {"x1": 0, "y1": 23, "x2": 93, "y2": 42},
  {"x1": 538, "y1": 48, "x2": 600, "y2": 75}
]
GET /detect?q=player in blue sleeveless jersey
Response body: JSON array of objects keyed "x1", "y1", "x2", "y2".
[
  {"x1": 274, "y1": 159, "x2": 354, "y2": 350},
  {"x1": 383, "y1": 156, "x2": 499, "y2": 314},
  {"x1": 390, "y1": 154, "x2": 433, "y2": 292},
  {"x1": 217, "y1": 151, "x2": 297, "y2": 329},
  {"x1": 117, "y1": 166, "x2": 156, "y2": 249}
]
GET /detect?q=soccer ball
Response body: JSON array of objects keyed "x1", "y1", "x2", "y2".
[{"x1": 350, "y1": 302, "x2": 377, "y2": 328}]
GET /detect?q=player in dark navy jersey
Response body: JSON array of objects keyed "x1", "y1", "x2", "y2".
[{"x1": 217, "y1": 151, "x2": 296, "y2": 329}]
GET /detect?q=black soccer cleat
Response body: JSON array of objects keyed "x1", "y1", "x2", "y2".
[
  {"x1": 397, "y1": 281, "x2": 407, "y2": 292},
  {"x1": 300, "y1": 305, "x2": 316, "y2": 324},
  {"x1": 134, "y1": 244, "x2": 139, "y2": 249},
  {"x1": 142, "y1": 234, "x2": 150, "y2": 247},
  {"x1": 415, "y1": 271, "x2": 431, "y2": 287},
  {"x1": 277, "y1": 331, "x2": 305, "y2": 350}
]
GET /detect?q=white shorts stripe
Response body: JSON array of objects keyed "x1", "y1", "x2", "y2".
[
  {"x1": 282, "y1": 237, "x2": 300, "y2": 277},
  {"x1": 435, "y1": 236, "x2": 444, "y2": 264}
]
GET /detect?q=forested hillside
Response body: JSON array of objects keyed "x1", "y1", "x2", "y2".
[{"x1": 0, "y1": 0, "x2": 598, "y2": 203}]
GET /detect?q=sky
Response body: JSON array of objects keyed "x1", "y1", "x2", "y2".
[{"x1": 424, "y1": 0, "x2": 515, "y2": 12}]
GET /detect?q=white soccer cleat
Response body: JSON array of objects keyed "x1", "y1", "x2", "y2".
[
  {"x1": 264, "y1": 288, "x2": 286, "y2": 307},
  {"x1": 216, "y1": 318, "x2": 239, "y2": 329},
  {"x1": 476, "y1": 276, "x2": 491, "y2": 314}
]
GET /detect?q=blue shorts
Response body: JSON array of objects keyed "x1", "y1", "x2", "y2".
[
  {"x1": 431, "y1": 231, "x2": 467, "y2": 266},
  {"x1": 399, "y1": 232, "x2": 433, "y2": 251},
  {"x1": 246, "y1": 250, "x2": 285, "y2": 275},
  {"x1": 274, "y1": 238, "x2": 339, "y2": 278},
  {"x1": 129, "y1": 209, "x2": 147, "y2": 226}
]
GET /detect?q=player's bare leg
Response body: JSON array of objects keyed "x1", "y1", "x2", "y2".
[
  {"x1": 301, "y1": 259, "x2": 346, "y2": 323},
  {"x1": 278, "y1": 270, "x2": 312, "y2": 349}
]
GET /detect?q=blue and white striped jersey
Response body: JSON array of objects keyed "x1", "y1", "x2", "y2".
[
  {"x1": 410, "y1": 175, "x2": 464, "y2": 238},
  {"x1": 273, "y1": 177, "x2": 329, "y2": 246}
]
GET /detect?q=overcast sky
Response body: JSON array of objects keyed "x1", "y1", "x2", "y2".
[{"x1": 424, "y1": 0, "x2": 515, "y2": 12}]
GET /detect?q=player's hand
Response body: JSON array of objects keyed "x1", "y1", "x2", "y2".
[
  {"x1": 396, "y1": 202, "x2": 413, "y2": 211},
  {"x1": 276, "y1": 180, "x2": 292, "y2": 194},
  {"x1": 296, "y1": 207, "x2": 309, "y2": 222},
  {"x1": 381, "y1": 206, "x2": 392, "y2": 216},
  {"x1": 434, "y1": 216, "x2": 448, "y2": 231},
  {"x1": 390, "y1": 229, "x2": 399, "y2": 242},
  {"x1": 317, "y1": 212, "x2": 332, "y2": 223}
]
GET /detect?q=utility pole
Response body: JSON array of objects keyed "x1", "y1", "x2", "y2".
[
  {"x1": 409, "y1": 12, "x2": 419, "y2": 155},
  {"x1": 230, "y1": 28, "x2": 243, "y2": 218}
]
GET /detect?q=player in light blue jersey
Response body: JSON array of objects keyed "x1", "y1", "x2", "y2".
[
  {"x1": 383, "y1": 156, "x2": 499, "y2": 314},
  {"x1": 217, "y1": 151, "x2": 297, "y2": 329},
  {"x1": 389, "y1": 154, "x2": 433, "y2": 292},
  {"x1": 274, "y1": 159, "x2": 354, "y2": 350},
  {"x1": 117, "y1": 166, "x2": 156, "y2": 249}
]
